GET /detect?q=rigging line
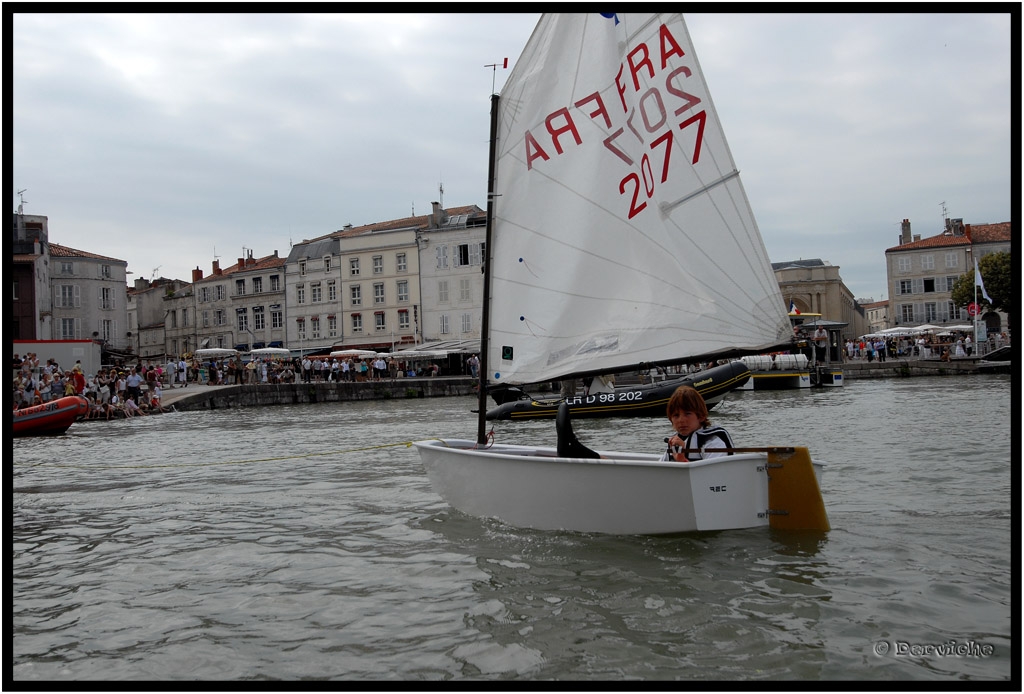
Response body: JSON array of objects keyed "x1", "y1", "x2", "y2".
[
  {"x1": 658, "y1": 169, "x2": 740, "y2": 214},
  {"x1": 11, "y1": 441, "x2": 418, "y2": 470}
]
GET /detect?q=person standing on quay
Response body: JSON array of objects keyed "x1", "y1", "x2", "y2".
[{"x1": 813, "y1": 326, "x2": 828, "y2": 364}]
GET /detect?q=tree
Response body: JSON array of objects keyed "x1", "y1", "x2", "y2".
[{"x1": 950, "y1": 250, "x2": 1012, "y2": 315}]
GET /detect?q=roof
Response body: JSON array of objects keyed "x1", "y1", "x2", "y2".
[
  {"x1": 49, "y1": 243, "x2": 125, "y2": 264},
  {"x1": 194, "y1": 253, "x2": 286, "y2": 283},
  {"x1": 885, "y1": 220, "x2": 1011, "y2": 253},
  {"x1": 303, "y1": 204, "x2": 486, "y2": 244},
  {"x1": 285, "y1": 237, "x2": 339, "y2": 263},
  {"x1": 969, "y1": 222, "x2": 1012, "y2": 243},
  {"x1": 771, "y1": 259, "x2": 827, "y2": 271}
]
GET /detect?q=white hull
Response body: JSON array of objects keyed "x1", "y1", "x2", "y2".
[
  {"x1": 414, "y1": 439, "x2": 826, "y2": 535},
  {"x1": 735, "y1": 371, "x2": 812, "y2": 390}
]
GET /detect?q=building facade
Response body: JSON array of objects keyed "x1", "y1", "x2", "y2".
[
  {"x1": 884, "y1": 218, "x2": 1010, "y2": 335},
  {"x1": 12, "y1": 212, "x2": 53, "y2": 341},
  {"x1": 416, "y1": 203, "x2": 487, "y2": 345},
  {"x1": 47, "y1": 243, "x2": 130, "y2": 350},
  {"x1": 772, "y1": 259, "x2": 869, "y2": 339}
]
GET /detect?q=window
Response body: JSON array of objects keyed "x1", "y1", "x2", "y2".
[
  {"x1": 297, "y1": 320, "x2": 306, "y2": 340},
  {"x1": 270, "y1": 275, "x2": 280, "y2": 291},
  {"x1": 920, "y1": 255, "x2": 934, "y2": 270},
  {"x1": 253, "y1": 306, "x2": 265, "y2": 330},
  {"x1": 947, "y1": 302, "x2": 959, "y2": 322},
  {"x1": 253, "y1": 277, "x2": 263, "y2": 294},
  {"x1": 462, "y1": 313, "x2": 472, "y2": 334},
  {"x1": 101, "y1": 319, "x2": 113, "y2": 342},
  {"x1": 396, "y1": 253, "x2": 407, "y2": 272},
  {"x1": 215, "y1": 310, "x2": 225, "y2": 326},
  {"x1": 945, "y1": 276, "x2": 959, "y2": 292},
  {"x1": 215, "y1": 285, "x2": 225, "y2": 300},
  {"x1": 327, "y1": 280, "x2": 337, "y2": 302},
  {"x1": 328, "y1": 315, "x2": 338, "y2": 337},
  {"x1": 237, "y1": 308, "x2": 249, "y2": 332},
  {"x1": 200, "y1": 286, "x2": 211, "y2": 302},
  {"x1": 271, "y1": 310, "x2": 283, "y2": 329},
  {"x1": 324, "y1": 256, "x2": 332, "y2": 272},
  {"x1": 900, "y1": 305, "x2": 914, "y2": 324},
  {"x1": 350, "y1": 258, "x2": 360, "y2": 276},
  {"x1": 100, "y1": 264, "x2": 112, "y2": 278},
  {"x1": 182, "y1": 308, "x2": 189, "y2": 327},
  {"x1": 236, "y1": 279, "x2": 246, "y2": 296},
  {"x1": 60, "y1": 262, "x2": 73, "y2": 275},
  {"x1": 897, "y1": 257, "x2": 911, "y2": 273},
  {"x1": 170, "y1": 310, "x2": 178, "y2": 328},
  {"x1": 439, "y1": 314, "x2": 450, "y2": 334},
  {"x1": 945, "y1": 252, "x2": 959, "y2": 269},
  {"x1": 899, "y1": 280, "x2": 912, "y2": 295},
  {"x1": 100, "y1": 287, "x2": 115, "y2": 309},
  {"x1": 922, "y1": 278, "x2": 935, "y2": 293},
  {"x1": 351, "y1": 284, "x2": 362, "y2": 306},
  {"x1": 375, "y1": 311, "x2": 386, "y2": 331},
  {"x1": 436, "y1": 246, "x2": 449, "y2": 269},
  {"x1": 374, "y1": 283, "x2": 385, "y2": 304},
  {"x1": 398, "y1": 309, "x2": 410, "y2": 329},
  {"x1": 924, "y1": 303, "x2": 937, "y2": 321},
  {"x1": 311, "y1": 281, "x2": 322, "y2": 303},
  {"x1": 299, "y1": 260, "x2": 307, "y2": 276},
  {"x1": 455, "y1": 243, "x2": 471, "y2": 267},
  {"x1": 397, "y1": 280, "x2": 409, "y2": 302},
  {"x1": 61, "y1": 317, "x2": 78, "y2": 339},
  {"x1": 297, "y1": 285, "x2": 306, "y2": 304},
  {"x1": 352, "y1": 313, "x2": 363, "y2": 332},
  {"x1": 203, "y1": 310, "x2": 210, "y2": 328},
  {"x1": 373, "y1": 255, "x2": 383, "y2": 274},
  {"x1": 59, "y1": 285, "x2": 79, "y2": 308},
  {"x1": 459, "y1": 278, "x2": 471, "y2": 302},
  {"x1": 311, "y1": 316, "x2": 320, "y2": 339},
  {"x1": 438, "y1": 280, "x2": 449, "y2": 303}
]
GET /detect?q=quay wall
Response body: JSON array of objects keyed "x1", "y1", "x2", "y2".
[
  {"x1": 170, "y1": 377, "x2": 478, "y2": 412},
  {"x1": 841, "y1": 358, "x2": 986, "y2": 379},
  {"x1": 163, "y1": 358, "x2": 1004, "y2": 412}
]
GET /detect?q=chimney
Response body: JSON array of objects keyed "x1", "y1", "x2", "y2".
[
  {"x1": 964, "y1": 224, "x2": 972, "y2": 241},
  {"x1": 238, "y1": 257, "x2": 245, "y2": 268},
  {"x1": 430, "y1": 201, "x2": 444, "y2": 229},
  {"x1": 901, "y1": 219, "x2": 912, "y2": 245},
  {"x1": 192, "y1": 267, "x2": 204, "y2": 282},
  {"x1": 212, "y1": 260, "x2": 221, "y2": 275},
  {"x1": 913, "y1": 234, "x2": 921, "y2": 242}
]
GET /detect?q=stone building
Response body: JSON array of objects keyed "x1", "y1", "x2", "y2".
[
  {"x1": 772, "y1": 259, "x2": 869, "y2": 339},
  {"x1": 884, "y1": 218, "x2": 1010, "y2": 336}
]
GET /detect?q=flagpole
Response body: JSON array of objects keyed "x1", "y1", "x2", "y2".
[{"x1": 973, "y1": 258, "x2": 978, "y2": 350}]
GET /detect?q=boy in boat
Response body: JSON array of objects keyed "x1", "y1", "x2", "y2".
[{"x1": 663, "y1": 385, "x2": 734, "y2": 462}]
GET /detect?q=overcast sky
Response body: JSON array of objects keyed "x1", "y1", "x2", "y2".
[{"x1": 12, "y1": 11, "x2": 1013, "y2": 302}]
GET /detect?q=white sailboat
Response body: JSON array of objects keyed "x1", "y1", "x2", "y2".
[{"x1": 413, "y1": 13, "x2": 829, "y2": 534}]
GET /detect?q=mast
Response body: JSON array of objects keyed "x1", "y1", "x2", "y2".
[{"x1": 476, "y1": 93, "x2": 500, "y2": 445}]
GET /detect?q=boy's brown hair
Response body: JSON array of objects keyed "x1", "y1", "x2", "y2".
[{"x1": 666, "y1": 385, "x2": 710, "y2": 427}]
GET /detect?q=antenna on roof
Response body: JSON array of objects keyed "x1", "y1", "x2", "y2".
[
  {"x1": 439, "y1": 180, "x2": 444, "y2": 208},
  {"x1": 16, "y1": 189, "x2": 28, "y2": 214},
  {"x1": 940, "y1": 201, "x2": 948, "y2": 223}
]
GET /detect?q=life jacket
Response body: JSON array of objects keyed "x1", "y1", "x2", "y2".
[{"x1": 675, "y1": 426, "x2": 735, "y2": 460}]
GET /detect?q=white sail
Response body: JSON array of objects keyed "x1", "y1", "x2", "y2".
[{"x1": 488, "y1": 13, "x2": 791, "y2": 385}]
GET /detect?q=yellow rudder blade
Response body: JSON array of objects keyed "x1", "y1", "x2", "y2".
[{"x1": 767, "y1": 447, "x2": 830, "y2": 531}]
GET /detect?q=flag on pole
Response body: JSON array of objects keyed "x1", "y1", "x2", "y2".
[
  {"x1": 789, "y1": 300, "x2": 800, "y2": 315},
  {"x1": 975, "y1": 258, "x2": 993, "y2": 303}
]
